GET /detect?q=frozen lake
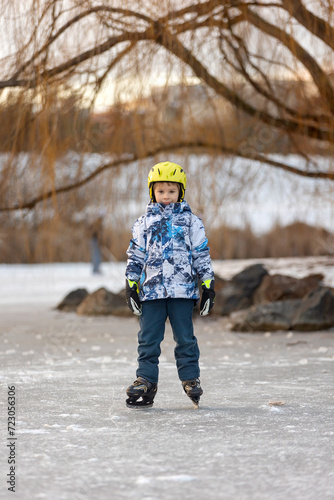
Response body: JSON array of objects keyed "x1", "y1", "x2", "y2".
[
  {"x1": 1, "y1": 301, "x2": 333, "y2": 500},
  {"x1": 0, "y1": 258, "x2": 333, "y2": 499}
]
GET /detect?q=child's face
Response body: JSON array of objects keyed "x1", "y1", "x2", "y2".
[{"x1": 154, "y1": 182, "x2": 180, "y2": 204}]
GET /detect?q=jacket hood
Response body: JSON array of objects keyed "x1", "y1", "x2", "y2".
[{"x1": 146, "y1": 200, "x2": 192, "y2": 215}]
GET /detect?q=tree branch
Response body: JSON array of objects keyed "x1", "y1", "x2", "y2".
[
  {"x1": 236, "y1": 3, "x2": 334, "y2": 114},
  {"x1": 9, "y1": 5, "x2": 152, "y2": 83},
  {"x1": 1, "y1": 141, "x2": 333, "y2": 212},
  {"x1": 281, "y1": 0, "x2": 334, "y2": 51},
  {"x1": 154, "y1": 25, "x2": 334, "y2": 142}
]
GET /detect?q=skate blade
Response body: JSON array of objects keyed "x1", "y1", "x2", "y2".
[
  {"x1": 190, "y1": 398, "x2": 200, "y2": 409},
  {"x1": 126, "y1": 402, "x2": 154, "y2": 409},
  {"x1": 126, "y1": 397, "x2": 154, "y2": 409}
]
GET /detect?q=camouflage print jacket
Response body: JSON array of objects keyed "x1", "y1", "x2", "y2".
[{"x1": 126, "y1": 201, "x2": 214, "y2": 301}]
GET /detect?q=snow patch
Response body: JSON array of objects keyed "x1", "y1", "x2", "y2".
[
  {"x1": 65, "y1": 424, "x2": 86, "y2": 432},
  {"x1": 156, "y1": 475, "x2": 196, "y2": 482},
  {"x1": 299, "y1": 358, "x2": 309, "y2": 365},
  {"x1": 135, "y1": 476, "x2": 152, "y2": 485},
  {"x1": 17, "y1": 429, "x2": 49, "y2": 434},
  {"x1": 135, "y1": 474, "x2": 195, "y2": 485},
  {"x1": 86, "y1": 356, "x2": 113, "y2": 363},
  {"x1": 59, "y1": 413, "x2": 80, "y2": 418}
]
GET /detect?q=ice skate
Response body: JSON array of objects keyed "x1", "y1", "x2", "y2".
[
  {"x1": 126, "y1": 377, "x2": 158, "y2": 409},
  {"x1": 182, "y1": 378, "x2": 203, "y2": 408}
]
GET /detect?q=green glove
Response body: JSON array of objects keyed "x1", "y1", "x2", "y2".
[
  {"x1": 200, "y1": 279, "x2": 215, "y2": 316},
  {"x1": 125, "y1": 279, "x2": 142, "y2": 316}
]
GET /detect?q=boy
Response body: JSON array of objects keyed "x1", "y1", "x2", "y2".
[{"x1": 125, "y1": 161, "x2": 215, "y2": 408}]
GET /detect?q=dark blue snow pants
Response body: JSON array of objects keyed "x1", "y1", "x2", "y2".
[{"x1": 136, "y1": 298, "x2": 200, "y2": 384}]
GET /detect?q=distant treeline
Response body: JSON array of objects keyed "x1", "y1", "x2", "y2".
[{"x1": 0, "y1": 220, "x2": 332, "y2": 264}]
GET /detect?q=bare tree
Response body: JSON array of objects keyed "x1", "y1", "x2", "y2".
[{"x1": 0, "y1": 0, "x2": 333, "y2": 212}]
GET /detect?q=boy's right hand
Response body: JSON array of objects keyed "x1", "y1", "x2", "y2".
[
  {"x1": 200, "y1": 279, "x2": 215, "y2": 316},
  {"x1": 126, "y1": 279, "x2": 142, "y2": 316}
]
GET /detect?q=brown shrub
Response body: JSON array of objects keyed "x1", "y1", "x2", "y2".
[
  {"x1": 1, "y1": 218, "x2": 332, "y2": 264},
  {"x1": 208, "y1": 222, "x2": 334, "y2": 260}
]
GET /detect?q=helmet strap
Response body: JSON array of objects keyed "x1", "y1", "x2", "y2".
[
  {"x1": 178, "y1": 183, "x2": 184, "y2": 202},
  {"x1": 150, "y1": 182, "x2": 156, "y2": 202}
]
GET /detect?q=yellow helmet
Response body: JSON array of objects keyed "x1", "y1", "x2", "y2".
[{"x1": 148, "y1": 161, "x2": 187, "y2": 202}]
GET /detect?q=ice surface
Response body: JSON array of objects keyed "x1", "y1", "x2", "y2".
[{"x1": 0, "y1": 258, "x2": 333, "y2": 499}]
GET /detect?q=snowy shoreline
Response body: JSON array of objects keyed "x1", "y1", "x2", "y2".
[{"x1": 1, "y1": 255, "x2": 333, "y2": 307}]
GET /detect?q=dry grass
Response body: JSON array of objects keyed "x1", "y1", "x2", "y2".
[
  {"x1": 0, "y1": 220, "x2": 332, "y2": 264},
  {"x1": 208, "y1": 222, "x2": 334, "y2": 260}
]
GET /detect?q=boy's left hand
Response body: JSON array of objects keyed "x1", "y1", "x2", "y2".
[{"x1": 200, "y1": 279, "x2": 215, "y2": 316}]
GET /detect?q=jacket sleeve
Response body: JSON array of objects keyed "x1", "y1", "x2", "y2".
[
  {"x1": 125, "y1": 216, "x2": 146, "y2": 282},
  {"x1": 190, "y1": 215, "x2": 214, "y2": 281}
]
